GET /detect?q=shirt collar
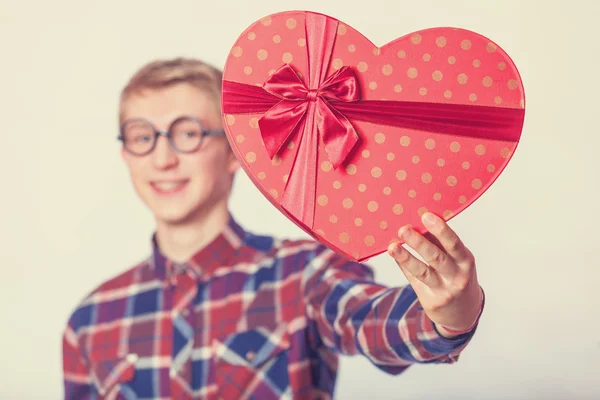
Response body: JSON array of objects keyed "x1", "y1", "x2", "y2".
[{"x1": 150, "y1": 214, "x2": 246, "y2": 282}]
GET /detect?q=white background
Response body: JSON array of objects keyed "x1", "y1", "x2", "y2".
[{"x1": 1, "y1": 0, "x2": 599, "y2": 399}]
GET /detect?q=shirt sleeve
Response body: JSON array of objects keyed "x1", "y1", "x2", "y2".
[
  {"x1": 62, "y1": 322, "x2": 94, "y2": 399},
  {"x1": 300, "y1": 245, "x2": 482, "y2": 374}
]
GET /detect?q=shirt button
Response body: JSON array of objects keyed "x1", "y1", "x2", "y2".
[
  {"x1": 126, "y1": 353, "x2": 138, "y2": 363},
  {"x1": 245, "y1": 351, "x2": 256, "y2": 362}
]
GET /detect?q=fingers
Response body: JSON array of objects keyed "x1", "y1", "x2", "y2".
[
  {"x1": 397, "y1": 224, "x2": 459, "y2": 278},
  {"x1": 421, "y1": 212, "x2": 472, "y2": 264},
  {"x1": 388, "y1": 241, "x2": 442, "y2": 289}
]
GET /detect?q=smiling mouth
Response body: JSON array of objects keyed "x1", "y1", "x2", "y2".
[{"x1": 150, "y1": 179, "x2": 189, "y2": 195}]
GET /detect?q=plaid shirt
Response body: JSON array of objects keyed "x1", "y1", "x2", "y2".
[{"x1": 62, "y1": 215, "x2": 481, "y2": 399}]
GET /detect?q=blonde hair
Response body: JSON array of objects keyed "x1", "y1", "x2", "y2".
[{"x1": 119, "y1": 57, "x2": 223, "y2": 123}]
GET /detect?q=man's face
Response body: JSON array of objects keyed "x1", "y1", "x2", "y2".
[{"x1": 120, "y1": 83, "x2": 238, "y2": 226}]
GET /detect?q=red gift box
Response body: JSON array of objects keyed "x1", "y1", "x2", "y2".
[{"x1": 221, "y1": 10, "x2": 525, "y2": 262}]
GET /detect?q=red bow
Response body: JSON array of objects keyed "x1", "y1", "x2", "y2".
[{"x1": 259, "y1": 63, "x2": 361, "y2": 169}]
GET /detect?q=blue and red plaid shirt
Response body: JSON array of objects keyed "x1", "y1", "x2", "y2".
[{"x1": 62, "y1": 215, "x2": 481, "y2": 399}]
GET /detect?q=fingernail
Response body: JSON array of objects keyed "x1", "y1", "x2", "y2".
[
  {"x1": 422, "y1": 212, "x2": 437, "y2": 226},
  {"x1": 393, "y1": 244, "x2": 403, "y2": 257},
  {"x1": 399, "y1": 226, "x2": 412, "y2": 240}
]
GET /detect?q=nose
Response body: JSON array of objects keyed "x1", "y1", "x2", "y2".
[{"x1": 151, "y1": 135, "x2": 178, "y2": 170}]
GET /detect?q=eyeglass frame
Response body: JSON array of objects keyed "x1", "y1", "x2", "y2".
[{"x1": 117, "y1": 115, "x2": 226, "y2": 156}]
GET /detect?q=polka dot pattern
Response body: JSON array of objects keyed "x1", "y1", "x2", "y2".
[{"x1": 222, "y1": 11, "x2": 524, "y2": 261}]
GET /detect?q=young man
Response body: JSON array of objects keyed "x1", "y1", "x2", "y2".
[{"x1": 62, "y1": 58, "x2": 485, "y2": 399}]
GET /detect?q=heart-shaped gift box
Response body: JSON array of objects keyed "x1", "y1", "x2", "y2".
[{"x1": 221, "y1": 10, "x2": 525, "y2": 262}]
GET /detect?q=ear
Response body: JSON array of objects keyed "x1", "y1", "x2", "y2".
[{"x1": 226, "y1": 148, "x2": 241, "y2": 174}]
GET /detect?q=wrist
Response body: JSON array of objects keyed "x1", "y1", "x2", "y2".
[{"x1": 437, "y1": 286, "x2": 485, "y2": 337}]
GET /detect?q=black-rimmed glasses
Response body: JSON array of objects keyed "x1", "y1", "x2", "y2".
[{"x1": 117, "y1": 116, "x2": 226, "y2": 156}]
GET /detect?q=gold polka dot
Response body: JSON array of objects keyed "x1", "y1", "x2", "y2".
[
  {"x1": 446, "y1": 176, "x2": 458, "y2": 186},
  {"x1": 419, "y1": 87, "x2": 427, "y2": 96},
  {"x1": 244, "y1": 66, "x2": 253, "y2": 75},
  {"x1": 287, "y1": 141, "x2": 295, "y2": 149},
  {"x1": 500, "y1": 147, "x2": 511, "y2": 158},
  {"x1": 444, "y1": 90, "x2": 452, "y2": 99},
  {"x1": 400, "y1": 136, "x2": 411, "y2": 146},
  {"x1": 321, "y1": 161, "x2": 332, "y2": 172},
  {"x1": 364, "y1": 235, "x2": 375, "y2": 246},
  {"x1": 382, "y1": 64, "x2": 393, "y2": 75},
  {"x1": 369, "y1": 81, "x2": 377, "y2": 90},
  {"x1": 374, "y1": 132, "x2": 386, "y2": 144},
  {"x1": 411, "y1": 34, "x2": 422, "y2": 44},
  {"x1": 387, "y1": 152, "x2": 395, "y2": 161},
  {"x1": 450, "y1": 142, "x2": 461, "y2": 152},
  {"x1": 316, "y1": 229, "x2": 325, "y2": 236},
  {"x1": 358, "y1": 184, "x2": 367, "y2": 192},
  {"x1": 393, "y1": 204, "x2": 404, "y2": 215},
  {"x1": 473, "y1": 59, "x2": 481, "y2": 68},
  {"x1": 332, "y1": 58, "x2": 343, "y2": 70},
  {"x1": 437, "y1": 158, "x2": 445, "y2": 167},
  {"x1": 232, "y1": 46, "x2": 243, "y2": 57},
  {"x1": 486, "y1": 42, "x2": 497, "y2": 53},
  {"x1": 461, "y1": 39, "x2": 472, "y2": 50},
  {"x1": 443, "y1": 210, "x2": 454, "y2": 219},
  {"x1": 424, "y1": 138, "x2": 435, "y2": 149},
  {"x1": 408, "y1": 189, "x2": 417, "y2": 198},
  {"x1": 422, "y1": 173, "x2": 433, "y2": 183},
  {"x1": 422, "y1": 53, "x2": 432, "y2": 62},
  {"x1": 282, "y1": 53, "x2": 293, "y2": 64},
  {"x1": 249, "y1": 117, "x2": 259, "y2": 128},
  {"x1": 459, "y1": 195, "x2": 467, "y2": 204},
  {"x1": 418, "y1": 207, "x2": 428, "y2": 217},
  {"x1": 329, "y1": 215, "x2": 338, "y2": 224},
  {"x1": 482, "y1": 76, "x2": 493, "y2": 87},
  {"x1": 245, "y1": 152, "x2": 256, "y2": 163},
  {"x1": 257, "y1": 49, "x2": 268, "y2": 61},
  {"x1": 348, "y1": 44, "x2": 356, "y2": 52},
  {"x1": 498, "y1": 62, "x2": 506, "y2": 71},
  {"x1": 270, "y1": 189, "x2": 278, "y2": 198},
  {"x1": 397, "y1": 50, "x2": 406, "y2": 58},
  {"x1": 225, "y1": 114, "x2": 235, "y2": 125},
  {"x1": 494, "y1": 96, "x2": 503, "y2": 105},
  {"x1": 448, "y1": 56, "x2": 456, "y2": 64},
  {"x1": 508, "y1": 79, "x2": 518, "y2": 90},
  {"x1": 520, "y1": 99, "x2": 525, "y2": 108},
  {"x1": 337, "y1": 24, "x2": 347, "y2": 35},
  {"x1": 407, "y1": 67, "x2": 418, "y2": 78},
  {"x1": 317, "y1": 195, "x2": 328, "y2": 206},
  {"x1": 396, "y1": 170, "x2": 407, "y2": 180},
  {"x1": 469, "y1": 93, "x2": 478, "y2": 102},
  {"x1": 436, "y1": 36, "x2": 447, "y2": 47},
  {"x1": 383, "y1": 187, "x2": 392, "y2": 195},
  {"x1": 432, "y1": 70, "x2": 443, "y2": 81},
  {"x1": 412, "y1": 155, "x2": 420, "y2": 164},
  {"x1": 273, "y1": 35, "x2": 281, "y2": 43},
  {"x1": 268, "y1": 69, "x2": 276, "y2": 76},
  {"x1": 368, "y1": 201, "x2": 379, "y2": 212},
  {"x1": 298, "y1": 38, "x2": 306, "y2": 47},
  {"x1": 261, "y1": 16, "x2": 272, "y2": 25},
  {"x1": 248, "y1": 32, "x2": 256, "y2": 40},
  {"x1": 371, "y1": 167, "x2": 382, "y2": 178},
  {"x1": 433, "y1": 192, "x2": 442, "y2": 201},
  {"x1": 472, "y1": 179, "x2": 483, "y2": 189},
  {"x1": 343, "y1": 198, "x2": 353, "y2": 209},
  {"x1": 339, "y1": 232, "x2": 350, "y2": 243},
  {"x1": 346, "y1": 164, "x2": 357, "y2": 175},
  {"x1": 333, "y1": 181, "x2": 342, "y2": 189},
  {"x1": 462, "y1": 161, "x2": 470, "y2": 169},
  {"x1": 286, "y1": 18, "x2": 297, "y2": 29},
  {"x1": 457, "y1": 73, "x2": 468, "y2": 84},
  {"x1": 380, "y1": 221, "x2": 388, "y2": 229},
  {"x1": 283, "y1": 174, "x2": 289, "y2": 183},
  {"x1": 236, "y1": 134, "x2": 245, "y2": 143},
  {"x1": 373, "y1": 48, "x2": 381, "y2": 56},
  {"x1": 394, "y1": 84, "x2": 403, "y2": 93},
  {"x1": 362, "y1": 150, "x2": 370, "y2": 158},
  {"x1": 357, "y1": 62, "x2": 368, "y2": 72},
  {"x1": 257, "y1": 172, "x2": 266, "y2": 180},
  {"x1": 272, "y1": 155, "x2": 282, "y2": 166},
  {"x1": 355, "y1": 218, "x2": 363, "y2": 226},
  {"x1": 487, "y1": 164, "x2": 496, "y2": 172}
]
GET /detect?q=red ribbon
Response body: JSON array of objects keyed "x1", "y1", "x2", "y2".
[{"x1": 222, "y1": 13, "x2": 524, "y2": 230}]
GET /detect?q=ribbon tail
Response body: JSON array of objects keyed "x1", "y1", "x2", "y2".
[
  {"x1": 318, "y1": 99, "x2": 360, "y2": 169},
  {"x1": 281, "y1": 104, "x2": 318, "y2": 229},
  {"x1": 258, "y1": 101, "x2": 308, "y2": 158}
]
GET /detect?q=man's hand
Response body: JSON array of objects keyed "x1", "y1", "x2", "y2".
[{"x1": 388, "y1": 212, "x2": 484, "y2": 338}]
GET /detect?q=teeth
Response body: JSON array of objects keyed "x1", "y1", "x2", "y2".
[{"x1": 153, "y1": 181, "x2": 186, "y2": 191}]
